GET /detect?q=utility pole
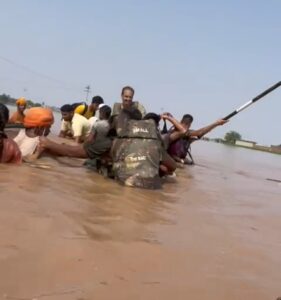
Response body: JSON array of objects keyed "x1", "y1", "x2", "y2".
[
  {"x1": 84, "y1": 85, "x2": 91, "y2": 102},
  {"x1": 23, "y1": 88, "x2": 28, "y2": 98}
]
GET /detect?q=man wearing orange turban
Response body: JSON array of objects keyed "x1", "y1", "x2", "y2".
[
  {"x1": 8, "y1": 97, "x2": 27, "y2": 124},
  {"x1": 14, "y1": 107, "x2": 54, "y2": 161}
]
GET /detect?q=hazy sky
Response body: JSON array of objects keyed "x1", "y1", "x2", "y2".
[{"x1": 0, "y1": 0, "x2": 280, "y2": 145}]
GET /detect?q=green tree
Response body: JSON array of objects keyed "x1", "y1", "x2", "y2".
[
  {"x1": 0, "y1": 94, "x2": 14, "y2": 105},
  {"x1": 224, "y1": 131, "x2": 242, "y2": 144}
]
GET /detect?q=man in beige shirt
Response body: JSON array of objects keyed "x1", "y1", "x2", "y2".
[{"x1": 59, "y1": 104, "x2": 91, "y2": 143}]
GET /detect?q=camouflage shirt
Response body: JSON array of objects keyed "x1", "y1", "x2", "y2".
[
  {"x1": 111, "y1": 119, "x2": 162, "y2": 189},
  {"x1": 112, "y1": 102, "x2": 146, "y2": 118}
]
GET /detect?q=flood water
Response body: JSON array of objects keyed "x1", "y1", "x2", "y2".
[{"x1": 1, "y1": 107, "x2": 281, "y2": 299}]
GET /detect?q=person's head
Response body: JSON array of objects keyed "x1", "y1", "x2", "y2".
[
  {"x1": 121, "y1": 86, "x2": 135, "y2": 109},
  {"x1": 24, "y1": 107, "x2": 54, "y2": 137},
  {"x1": 143, "y1": 113, "x2": 161, "y2": 127},
  {"x1": 99, "y1": 105, "x2": 111, "y2": 120},
  {"x1": 16, "y1": 97, "x2": 27, "y2": 113},
  {"x1": 90, "y1": 96, "x2": 104, "y2": 111},
  {"x1": 0, "y1": 103, "x2": 9, "y2": 138},
  {"x1": 60, "y1": 104, "x2": 74, "y2": 122},
  {"x1": 181, "y1": 114, "x2": 193, "y2": 130}
]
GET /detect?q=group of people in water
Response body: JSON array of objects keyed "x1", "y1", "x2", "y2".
[{"x1": 0, "y1": 86, "x2": 227, "y2": 189}]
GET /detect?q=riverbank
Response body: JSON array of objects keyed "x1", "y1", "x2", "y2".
[
  {"x1": 0, "y1": 142, "x2": 280, "y2": 300},
  {"x1": 207, "y1": 139, "x2": 281, "y2": 155}
]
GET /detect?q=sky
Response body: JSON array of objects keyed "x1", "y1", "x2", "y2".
[{"x1": 0, "y1": 0, "x2": 280, "y2": 145}]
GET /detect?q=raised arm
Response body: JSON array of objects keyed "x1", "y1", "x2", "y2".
[
  {"x1": 169, "y1": 119, "x2": 228, "y2": 144},
  {"x1": 189, "y1": 119, "x2": 227, "y2": 138},
  {"x1": 161, "y1": 114, "x2": 186, "y2": 134}
]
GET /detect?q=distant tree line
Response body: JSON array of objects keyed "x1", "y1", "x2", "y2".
[
  {"x1": 209, "y1": 131, "x2": 243, "y2": 145},
  {"x1": 224, "y1": 131, "x2": 242, "y2": 144},
  {"x1": 0, "y1": 94, "x2": 42, "y2": 107}
]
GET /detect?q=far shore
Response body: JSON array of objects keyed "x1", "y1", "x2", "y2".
[{"x1": 204, "y1": 138, "x2": 281, "y2": 156}]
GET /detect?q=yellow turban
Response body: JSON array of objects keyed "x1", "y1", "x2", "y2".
[
  {"x1": 24, "y1": 107, "x2": 54, "y2": 128},
  {"x1": 16, "y1": 97, "x2": 27, "y2": 106},
  {"x1": 74, "y1": 103, "x2": 88, "y2": 115}
]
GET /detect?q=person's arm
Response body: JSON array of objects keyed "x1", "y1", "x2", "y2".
[
  {"x1": 85, "y1": 124, "x2": 97, "y2": 143},
  {"x1": 59, "y1": 120, "x2": 68, "y2": 138},
  {"x1": 161, "y1": 114, "x2": 186, "y2": 134},
  {"x1": 189, "y1": 119, "x2": 227, "y2": 138},
  {"x1": 74, "y1": 136, "x2": 83, "y2": 143},
  {"x1": 22, "y1": 146, "x2": 44, "y2": 162},
  {"x1": 162, "y1": 114, "x2": 186, "y2": 144},
  {"x1": 39, "y1": 137, "x2": 87, "y2": 158},
  {"x1": 169, "y1": 119, "x2": 228, "y2": 144}
]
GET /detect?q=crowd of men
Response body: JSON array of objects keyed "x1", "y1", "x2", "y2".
[{"x1": 0, "y1": 86, "x2": 227, "y2": 189}]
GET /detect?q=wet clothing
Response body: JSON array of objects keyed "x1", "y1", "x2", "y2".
[
  {"x1": 83, "y1": 120, "x2": 112, "y2": 159},
  {"x1": 168, "y1": 137, "x2": 195, "y2": 163},
  {"x1": 14, "y1": 129, "x2": 39, "y2": 157},
  {"x1": 61, "y1": 113, "x2": 91, "y2": 139},
  {"x1": 112, "y1": 119, "x2": 162, "y2": 189},
  {"x1": 9, "y1": 111, "x2": 25, "y2": 124},
  {"x1": 0, "y1": 137, "x2": 22, "y2": 164},
  {"x1": 112, "y1": 102, "x2": 146, "y2": 118}
]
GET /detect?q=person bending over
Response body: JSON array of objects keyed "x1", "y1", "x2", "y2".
[
  {"x1": 40, "y1": 105, "x2": 112, "y2": 160},
  {"x1": 74, "y1": 95, "x2": 104, "y2": 121},
  {"x1": 168, "y1": 114, "x2": 228, "y2": 164},
  {"x1": 59, "y1": 104, "x2": 91, "y2": 143},
  {"x1": 143, "y1": 113, "x2": 179, "y2": 176}
]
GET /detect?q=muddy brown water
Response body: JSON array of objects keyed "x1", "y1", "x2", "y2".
[{"x1": 1, "y1": 123, "x2": 281, "y2": 299}]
